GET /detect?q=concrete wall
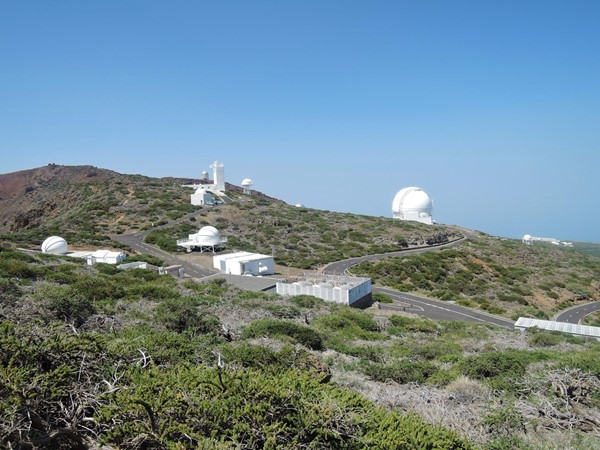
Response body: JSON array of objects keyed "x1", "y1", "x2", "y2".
[{"x1": 276, "y1": 278, "x2": 372, "y2": 307}]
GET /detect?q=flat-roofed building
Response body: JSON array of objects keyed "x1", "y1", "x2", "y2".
[{"x1": 213, "y1": 252, "x2": 274, "y2": 276}]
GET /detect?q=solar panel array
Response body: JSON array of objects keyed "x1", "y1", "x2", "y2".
[{"x1": 514, "y1": 317, "x2": 600, "y2": 338}]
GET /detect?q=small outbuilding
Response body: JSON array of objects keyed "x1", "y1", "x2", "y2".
[
  {"x1": 86, "y1": 250, "x2": 127, "y2": 265},
  {"x1": 276, "y1": 274, "x2": 372, "y2": 307},
  {"x1": 213, "y1": 252, "x2": 274, "y2": 276}
]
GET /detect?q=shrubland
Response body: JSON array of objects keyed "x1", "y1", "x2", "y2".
[
  {"x1": 1, "y1": 246, "x2": 599, "y2": 449},
  {"x1": 351, "y1": 236, "x2": 600, "y2": 318}
]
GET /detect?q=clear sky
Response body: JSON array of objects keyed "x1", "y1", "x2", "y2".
[{"x1": 1, "y1": 1, "x2": 599, "y2": 242}]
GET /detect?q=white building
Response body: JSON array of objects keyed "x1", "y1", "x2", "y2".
[
  {"x1": 118, "y1": 261, "x2": 148, "y2": 270},
  {"x1": 191, "y1": 190, "x2": 214, "y2": 206},
  {"x1": 515, "y1": 317, "x2": 600, "y2": 339},
  {"x1": 522, "y1": 234, "x2": 573, "y2": 247},
  {"x1": 86, "y1": 250, "x2": 127, "y2": 265},
  {"x1": 276, "y1": 274, "x2": 372, "y2": 307},
  {"x1": 191, "y1": 160, "x2": 225, "y2": 205},
  {"x1": 177, "y1": 226, "x2": 227, "y2": 253},
  {"x1": 392, "y1": 187, "x2": 434, "y2": 224},
  {"x1": 241, "y1": 178, "x2": 253, "y2": 195},
  {"x1": 213, "y1": 251, "x2": 274, "y2": 276},
  {"x1": 41, "y1": 236, "x2": 68, "y2": 254}
]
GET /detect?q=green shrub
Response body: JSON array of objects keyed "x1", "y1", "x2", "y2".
[
  {"x1": 316, "y1": 308, "x2": 379, "y2": 333},
  {"x1": 528, "y1": 330, "x2": 562, "y2": 347},
  {"x1": 155, "y1": 298, "x2": 220, "y2": 334},
  {"x1": 289, "y1": 295, "x2": 323, "y2": 309},
  {"x1": 388, "y1": 315, "x2": 438, "y2": 334},
  {"x1": 460, "y1": 351, "x2": 526, "y2": 381},
  {"x1": 362, "y1": 359, "x2": 438, "y2": 384},
  {"x1": 244, "y1": 319, "x2": 323, "y2": 350},
  {"x1": 372, "y1": 292, "x2": 393, "y2": 304}
]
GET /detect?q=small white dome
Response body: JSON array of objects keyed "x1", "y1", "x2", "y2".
[
  {"x1": 295, "y1": 203, "x2": 305, "y2": 208},
  {"x1": 191, "y1": 226, "x2": 222, "y2": 246},
  {"x1": 41, "y1": 236, "x2": 68, "y2": 254},
  {"x1": 241, "y1": 178, "x2": 253, "y2": 186},
  {"x1": 523, "y1": 234, "x2": 532, "y2": 240}
]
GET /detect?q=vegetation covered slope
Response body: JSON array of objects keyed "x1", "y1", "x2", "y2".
[
  {"x1": 144, "y1": 190, "x2": 462, "y2": 269},
  {"x1": 0, "y1": 164, "x2": 197, "y2": 248},
  {"x1": 351, "y1": 236, "x2": 600, "y2": 318},
  {"x1": 0, "y1": 246, "x2": 472, "y2": 449},
  {"x1": 1, "y1": 247, "x2": 599, "y2": 449}
]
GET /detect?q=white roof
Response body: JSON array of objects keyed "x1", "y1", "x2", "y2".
[
  {"x1": 515, "y1": 317, "x2": 600, "y2": 338},
  {"x1": 41, "y1": 236, "x2": 68, "y2": 254},
  {"x1": 92, "y1": 250, "x2": 125, "y2": 258},
  {"x1": 214, "y1": 251, "x2": 272, "y2": 263},
  {"x1": 392, "y1": 187, "x2": 433, "y2": 214}
]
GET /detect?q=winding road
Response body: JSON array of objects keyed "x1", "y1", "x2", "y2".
[
  {"x1": 111, "y1": 214, "x2": 596, "y2": 329},
  {"x1": 554, "y1": 301, "x2": 600, "y2": 325},
  {"x1": 321, "y1": 237, "x2": 514, "y2": 328}
]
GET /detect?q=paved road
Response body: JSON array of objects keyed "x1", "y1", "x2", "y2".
[
  {"x1": 554, "y1": 301, "x2": 600, "y2": 324},
  {"x1": 322, "y1": 234, "x2": 515, "y2": 328},
  {"x1": 110, "y1": 209, "x2": 216, "y2": 278},
  {"x1": 112, "y1": 212, "x2": 596, "y2": 329},
  {"x1": 321, "y1": 237, "x2": 467, "y2": 275},
  {"x1": 374, "y1": 287, "x2": 514, "y2": 328}
]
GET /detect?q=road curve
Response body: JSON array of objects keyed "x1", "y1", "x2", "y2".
[
  {"x1": 322, "y1": 234, "x2": 514, "y2": 328},
  {"x1": 554, "y1": 301, "x2": 600, "y2": 324},
  {"x1": 110, "y1": 210, "x2": 217, "y2": 278},
  {"x1": 374, "y1": 287, "x2": 514, "y2": 328},
  {"x1": 112, "y1": 211, "x2": 600, "y2": 328},
  {"x1": 321, "y1": 237, "x2": 467, "y2": 275}
]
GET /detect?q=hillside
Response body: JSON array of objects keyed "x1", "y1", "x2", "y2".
[
  {"x1": 1, "y1": 247, "x2": 599, "y2": 449},
  {"x1": 1, "y1": 165, "x2": 600, "y2": 448},
  {"x1": 351, "y1": 236, "x2": 600, "y2": 319},
  {"x1": 0, "y1": 164, "x2": 199, "y2": 248},
  {"x1": 0, "y1": 164, "x2": 463, "y2": 265},
  {"x1": 1, "y1": 164, "x2": 598, "y2": 316},
  {"x1": 144, "y1": 192, "x2": 462, "y2": 269}
]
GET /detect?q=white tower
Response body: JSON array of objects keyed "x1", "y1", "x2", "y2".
[
  {"x1": 211, "y1": 161, "x2": 225, "y2": 191},
  {"x1": 241, "y1": 178, "x2": 253, "y2": 195}
]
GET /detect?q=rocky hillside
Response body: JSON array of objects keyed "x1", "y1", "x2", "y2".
[
  {"x1": 0, "y1": 164, "x2": 198, "y2": 247},
  {"x1": 0, "y1": 165, "x2": 462, "y2": 262}
]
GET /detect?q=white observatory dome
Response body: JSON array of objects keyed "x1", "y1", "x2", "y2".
[
  {"x1": 241, "y1": 178, "x2": 253, "y2": 186},
  {"x1": 194, "y1": 226, "x2": 222, "y2": 246},
  {"x1": 41, "y1": 236, "x2": 68, "y2": 254},
  {"x1": 392, "y1": 187, "x2": 433, "y2": 225}
]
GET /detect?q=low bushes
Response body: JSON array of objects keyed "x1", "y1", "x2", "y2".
[{"x1": 243, "y1": 319, "x2": 323, "y2": 350}]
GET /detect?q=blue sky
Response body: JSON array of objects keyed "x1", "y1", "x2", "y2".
[{"x1": 1, "y1": 1, "x2": 599, "y2": 242}]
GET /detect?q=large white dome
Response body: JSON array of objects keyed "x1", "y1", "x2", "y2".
[
  {"x1": 392, "y1": 187, "x2": 433, "y2": 224},
  {"x1": 41, "y1": 236, "x2": 68, "y2": 254}
]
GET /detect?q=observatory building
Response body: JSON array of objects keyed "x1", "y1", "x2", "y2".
[
  {"x1": 41, "y1": 236, "x2": 68, "y2": 254},
  {"x1": 176, "y1": 226, "x2": 228, "y2": 253},
  {"x1": 191, "y1": 161, "x2": 225, "y2": 205},
  {"x1": 213, "y1": 252, "x2": 274, "y2": 276},
  {"x1": 241, "y1": 178, "x2": 253, "y2": 195},
  {"x1": 392, "y1": 187, "x2": 433, "y2": 225}
]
